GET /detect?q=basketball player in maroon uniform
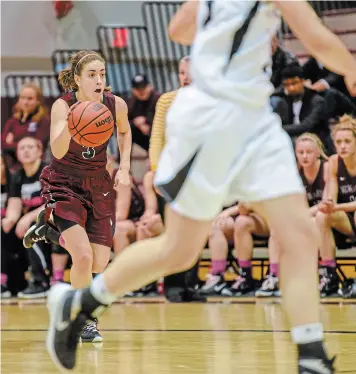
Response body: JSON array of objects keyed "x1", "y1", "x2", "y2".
[
  {"x1": 316, "y1": 115, "x2": 356, "y2": 297},
  {"x1": 25, "y1": 50, "x2": 132, "y2": 342},
  {"x1": 297, "y1": 133, "x2": 329, "y2": 216}
]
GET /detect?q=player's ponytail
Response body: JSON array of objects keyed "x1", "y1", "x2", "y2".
[{"x1": 58, "y1": 68, "x2": 76, "y2": 92}]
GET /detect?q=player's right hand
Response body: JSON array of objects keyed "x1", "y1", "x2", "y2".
[{"x1": 66, "y1": 101, "x2": 82, "y2": 121}]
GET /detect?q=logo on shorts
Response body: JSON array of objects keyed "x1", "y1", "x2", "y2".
[
  {"x1": 95, "y1": 115, "x2": 112, "y2": 128},
  {"x1": 82, "y1": 147, "x2": 96, "y2": 159}
]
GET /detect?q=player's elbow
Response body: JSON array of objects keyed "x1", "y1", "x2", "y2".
[{"x1": 50, "y1": 142, "x2": 66, "y2": 159}]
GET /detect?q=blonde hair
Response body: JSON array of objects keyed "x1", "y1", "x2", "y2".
[
  {"x1": 13, "y1": 83, "x2": 48, "y2": 122},
  {"x1": 58, "y1": 50, "x2": 111, "y2": 92},
  {"x1": 331, "y1": 114, "x2": 356, "y2": 140},
  {"x1": 296, "y1": 132, "x2": 329, "y2": 160}
]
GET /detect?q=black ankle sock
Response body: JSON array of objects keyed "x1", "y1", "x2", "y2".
[
  {"x1": 240, "y1": 267, "x2": 252, "y2": 278},
  {"x1": 298, "y1": 341, "x2": 328, "y2": 360},
  {"x1": 80, "y1": 288, "x2": 108, "y2": 318}
]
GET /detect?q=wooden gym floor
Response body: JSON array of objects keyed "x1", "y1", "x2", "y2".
[{"x1": 1, "y1": 297, "x2": 356, "y2": 374}]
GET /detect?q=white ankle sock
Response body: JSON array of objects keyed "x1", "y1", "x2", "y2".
[
  {"x1": 90, "y1": 274, "x2": 117, "y2": 305},
  {"x1": 291, "y1": 323, "x2": 324, "y2": 344}
]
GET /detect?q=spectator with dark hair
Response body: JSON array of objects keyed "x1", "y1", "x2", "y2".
[
  {"x1": 1, "y1": 83, "x2": 50, "y2": 170},
  {"x1": 1, "y1": 136, "x2": 50, "y2": 298},
  {"x1": 271, "y1": 35, "x2": 299, "y2": 90},
  {"x1": 127, "y1": 74, "x2": 161, "y2": 151},
  {"x1": 279, "y1": 65, "x2": 326, "y2": 139}
]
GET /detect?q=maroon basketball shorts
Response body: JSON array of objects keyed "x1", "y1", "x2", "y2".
[{"x1": 40, "y1": 165, "x2": 115, "y2": 248}]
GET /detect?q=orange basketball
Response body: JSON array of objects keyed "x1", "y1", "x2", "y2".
[{"x1": 68, "y1": 101, "x2": 114, "y2": 147}]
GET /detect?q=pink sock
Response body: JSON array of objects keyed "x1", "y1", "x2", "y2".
[
  {"x1": 1, "y1": 273, "x2": 8, "y2": 286},
  {"x1": 53, "y1": 270, "x2": 64, "y2": 281},
  {"x1": 270, "y1": 263, "x2": 279, "y2": 277},
  {"x1": 211, "y1": 260, "x2": 227, "y2": 275},
  {"x1": 238, "y1": 260, "x2": 251, "y2": 268},
  {"x1": 321, "y1": 259, "x2": 336, "y2": 268},
  {"x1": 59, "y1": 235, "x2": 66, "y2": 248}
]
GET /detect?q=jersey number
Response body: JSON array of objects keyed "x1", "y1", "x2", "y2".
[{"x1": 82, "y1": 147, "x2": 96, "y2": 159}]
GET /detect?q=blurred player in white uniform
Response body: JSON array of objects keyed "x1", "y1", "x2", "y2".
[{"x1": 46, "y1": 1, "x2": 356, "y2": 373}]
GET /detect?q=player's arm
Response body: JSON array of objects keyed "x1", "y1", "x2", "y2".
[
  {"x1": 274, "y1": 0, "x2": 356, "y2": 95},
  {"x1": 142, "y1": 171, "x2": 158, "y2": 217},
  {"x1": 168, "y1": 0, "x2": 199, "y2": 46},
  {"x1": 50, "y1": 99, "x2": 72, "y2": 159},
  {"x1": 115, "y1": 96, "x2": 132, "y2": 171}
]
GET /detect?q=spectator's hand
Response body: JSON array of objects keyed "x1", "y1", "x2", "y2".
[
  {"x1": 133, "y1": 116, "x2": 147, "y2": 128},
  {"x1": 345, "y1": 74, "x2": 356, "y2": 97},
  {"x1": 5, "y1": 132, "x2": 14, "y2": 144},
  {"x1": 309, "y1": 205, "x2": 319, "y2": 217},
  {"x1": 1, "y1": 217, "x2": 16, "y2": 233},
  {"x1": 310, "y1": 80, "x2": 329, "y2": 92},
  {"x1": 140, "y1": 124, "x2": 151, "y2": 136},
  {"x1": 213, "y1": 215, "x2": 231, "y2": 230},
  {"x1": 239, "y1": 203, "x2": 251, "y2": 216},
  {"x1": 318, "y1": 199, "x2": 334, "y2": 214},
  {"x1": 303, "y1": 80, "x2": 313, "y2": 89},
  {"x1": 15, "y1": 215, "x2": 33, "y2": 238}
]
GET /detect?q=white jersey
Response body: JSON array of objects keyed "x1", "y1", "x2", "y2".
[{"x1": 190, "y1": 0, "x2": 280, "y2": 107}]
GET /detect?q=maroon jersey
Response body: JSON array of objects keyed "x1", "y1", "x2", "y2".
[
  {"x1": 337, "y1": 156, "x2": 356, "y2": 203},
  {"x1": 50, "y1": 91, "x2": 116, "y2": 174},
  {"x1": 300, "y1": 160, "x2": 325, "y2": 207}
]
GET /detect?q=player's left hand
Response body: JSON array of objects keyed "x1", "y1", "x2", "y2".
[{"x1": 15, "y1": 215, "x2": 33, "y2": 239}]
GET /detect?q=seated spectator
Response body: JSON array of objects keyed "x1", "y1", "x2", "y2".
[
  {"x1": 279, "y1": 65, "x2": 326, "y2": 139},
  {"x1": 1, "y1": 83, "x2": 50, "y2": 170},
  {"x1": 316, "y1": 115, "x2": 356, "y2": 297},
  {"x1": 1, "y1": 136, "x2": 50, "y2": 298},
  {"x1": 256, "y1": 133, "x2": 329, "y2": 298},
  {"x1": 113, "y1": 170, "x2": 163, "y2": 297},
  {"x1": 302, "y1": 56, "x2": 353, "y2": 100},
  {"x1": 127, "y1": 74, "x2": 161, "y2": 152},
  {"x1": 221, "y1": 204, "x2": 270, "y2": 297},
  {"x1": 271, "y1": 34, "x2": 299, "y2": 91},
  {"x1": 1, "y1": 152, "x2": 28, "y2": 297},
  {"x1": 199, "y1": 204, "x2": 239, "y2": 295}
]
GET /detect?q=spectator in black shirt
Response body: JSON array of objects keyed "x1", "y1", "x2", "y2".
[
  {"x1": 1, "y1": 136, "x2": 51, "y2": 298},
  {"x1": 271, "y1": 35, "x2": 299, "y2": 91},
  {"x1": 127, "y1": 74, "x2": 161, "y2": 151},
  {"x1": 279, "y1": 66, "x2": 325, "y2": 139}
]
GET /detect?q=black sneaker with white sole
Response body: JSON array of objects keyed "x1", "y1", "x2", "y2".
[
  {"x1": 298, "y1": 357, "x2": 335, "y2": 374},
  {"x1": 17, "y1": 282, "x2": 49, "y2": 299},
  {"x1": 23, "y1": 209, "x2": 60, "y2": 248},
  {"x1": 80, "y1": 318, "x2": 103, "y2": 343},
  {"x1": 46, "y1": 283, "x2": 109, "y2": 371}
]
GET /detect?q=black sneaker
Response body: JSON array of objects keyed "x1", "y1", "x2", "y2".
[
  {"x1": 199, "y1": 273, "x2": 227, "y2": 295},
  {"x1": 298, "y1": 357, "x2": 335, "y2": 373},
  {"x1": 17, "y1": 282, "x2": 49, "y2": 299},
  {"x1": 23, "y1": 209, "x2": 60, "y2": 248},
  {"x1": 46, "y1": 283, "x2": 89, "y2": 370},
  {"x1": 338, "y1": 278, "x2": 356, "y2": 298},
  {"x1": 255, "y1": 274, "x2": 280, "y2": 297},
  {"x1": 319, "y1": 267, "x2": 339, "y2": 297},
  {"x1": 80, "y1": 318, "x2": 103, "y2": 343},
  {"x1": 1, "y1": 285, "x2": 11, "y2": 298}
]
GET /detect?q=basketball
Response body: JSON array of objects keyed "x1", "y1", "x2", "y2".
[{"x1": 68, "y1": 101, "x2": 114, "y2": 147}]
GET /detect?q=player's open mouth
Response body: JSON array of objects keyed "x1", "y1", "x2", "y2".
[{"x1": 94, "y1": 88, "x2": 102, "y2": 93}]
